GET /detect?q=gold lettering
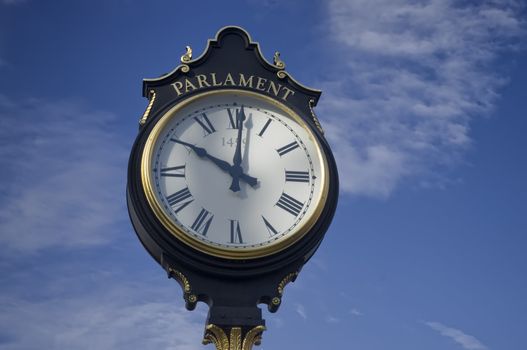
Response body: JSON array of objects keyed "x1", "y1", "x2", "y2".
[
  {"x1": 238, "y1": 74, "x2": 254, "y2": 88},
  {"x1": 184, "y1": 78, "x2": 197, "y2": 93},
  {"x1": 256, "y1": 77, "x2": 267, "y2": 91},
  {"x1": 210, "y1": 73, "x2": 223, "y2": 86},
  {"x1": 267, "y1": 81, "x2": 282, "y2": 97},
  {"x1": 196, "y1": 74, "x2": 211, "y2": 88},
  {"x1": 171, "y1": 81, "x2": 183, "y2": 96},
  {"x1": 223, "y1": 73, "x2": 235, "y2": 86},
  {"x1": 281, "y1": 87, "x2": 295, "y2": 101}
]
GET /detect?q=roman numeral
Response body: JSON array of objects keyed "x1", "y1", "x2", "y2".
[
  {"x1": 258, "y1": 118, "x2": 272, "y2": 137},
  {"x1": 262, "y1": 216, "x2": 278, "y2": 236},
  {"x1": 227, "y1": 108, "x2": 240, "y2": 129},
  {"x1": 276, "y1": 141, "x2": 299, "y2": 156},
  {"x1": 160, "y1": 165, "x2": 185, "y2": 178},
  {"x1": 285, "y1": 170, "x2": 310, "y2": 183},
  {"x1": 194, "y1": 113, "x2": 216, "y2": 135},
  {"x1": 191, "y1": 208, "x2": 214, "y2": 236},
  {"x1": 166, "y1": 187, "x2": 193, "y2": 214},
  {"x1": 229, "y1": 220, "x2": 244, "y2": 244},
  {"x1": 276, "y1": 193, "x2": 304, "y2": 217}
]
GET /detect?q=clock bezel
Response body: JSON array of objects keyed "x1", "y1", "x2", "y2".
[{"x1": 140, "y1": 89, "x2": 330, "y2": 259}]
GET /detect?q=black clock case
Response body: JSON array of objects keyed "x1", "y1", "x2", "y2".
[{"x1": 126, "y1": 26, "x2": 339, "y2": 325}]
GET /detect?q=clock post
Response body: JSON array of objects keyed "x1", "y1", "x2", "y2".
[{"x1": 127, "y1": 26, "x2": 339, "y2": 350}]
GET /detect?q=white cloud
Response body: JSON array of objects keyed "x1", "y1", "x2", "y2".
[
  {"x1": 350, "y1": 308, "x2": 363, "y2": 316},
  {"x1": 325, "y1": 315, "x2": 340, "y2": 323},
  {"x1": 0, "y1": 96, "x2": 129, "y2": 253},
  {"x1": 425, "y1": 321, "x2": 487, "y2": 350},
  {"x1": 295, "y1": 303, "x2": 307, "y2": 320},
  {"x1": 321, "y1": 0, "x2": 525, "y2": 197},
  {"x1": 0, "y1": 281, "x2": 205, "y2": 350}
]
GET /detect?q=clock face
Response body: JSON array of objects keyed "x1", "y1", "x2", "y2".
[{"x1": 142, "y1": 90, "x2": 328, "y2": 258}]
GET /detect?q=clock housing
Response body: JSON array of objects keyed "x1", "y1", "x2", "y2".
[{"x1": 127, "y1": 27, "x2": 339, "y2": 320}]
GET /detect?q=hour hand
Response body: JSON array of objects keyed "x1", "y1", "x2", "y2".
[
  {"x1": 171, "y1": 138, "x2": 258, "y2": 187},
  {"x1": 240, "y1": 173, "x2": 258, "y2": 187},
  {"x1": 171, "y1": 138, "x2": 230, "y2": 172}
]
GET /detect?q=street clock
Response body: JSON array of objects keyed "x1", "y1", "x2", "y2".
[{"x1": 127, "y1": 26, "x2": 339, "y2": 350}]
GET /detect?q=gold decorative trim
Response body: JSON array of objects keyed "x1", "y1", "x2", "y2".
[
  {"x1": 141, "y1": 89, "x2": 331, "y2": 259},
  {"x1": 181, "y1": 46, "x2": 192, "y2": 63},
  {"x1": 203, "y1": 325, "x2": 266, "y2": 350},
  {"x1": 278, "y1": 271, "x2": 298, "y2": 296},
  {"x1": 167, "y1": 267, "x2": 191, "y2": 293},
  {"x1": 242, "y1": 326, "x2": 265, "y2": 350},
  {"x1": 203, "y1": 325, "x2": 230, "y2": 349},
  {"x1": 273, "y1": 51, "x2": 285, "y2": 69},
  {"x1": 309, "y1": 98, "x2": 324, "y2": 134},
  {"x1": 139, "y1": 90, "x2": 156, "y2": 126}
]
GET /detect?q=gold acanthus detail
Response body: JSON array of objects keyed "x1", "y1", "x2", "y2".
[{"x1": 203, "y1": 325, "x2": 266, "y2": 350}]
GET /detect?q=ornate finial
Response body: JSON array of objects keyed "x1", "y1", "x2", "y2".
[
  {"x1": 273, "y1": 51, "x2": 285, "y2": 69},
  {"x1": 181, "y1": 45, "x2": 192, "y2": 63},
  {"x1": 203, "y1": 325, "x2": 266, "y2": 350}
]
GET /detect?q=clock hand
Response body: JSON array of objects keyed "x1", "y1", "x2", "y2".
[
  {"x1": 229, "y1": 106, "x2": 246, "y2": 192},
  {"x1": 171, "y1": 138, "x2": 258, "y2": 187}
]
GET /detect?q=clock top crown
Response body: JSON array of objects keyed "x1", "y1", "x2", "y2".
[{"x1": 140, "y1": 26, "x2": 323, "y2": 132}]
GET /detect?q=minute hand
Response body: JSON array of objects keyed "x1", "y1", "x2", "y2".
[
  {"x1": 171, "y1": 138, "x2": 258, "y2": 187},
  {"x1": 230, "y1": 106, "x2": 246, "y2": 192}
]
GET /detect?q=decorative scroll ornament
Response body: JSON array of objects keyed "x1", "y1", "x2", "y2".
[
  {"x1": 203, "y1": 325, "x2": 266, "y2": 350},
  {"x1": 273, "y1": 51, "x2": 285, "y2": 69},
  {"x1": 139, "y1": 89, "x2": 156, "y2": 126},
  {"x1": 181, "y1": 45, "x2": 193, "y2": 63},
  {"x1": 180, "y1": 46, "x2": 192, "y2": 73}
]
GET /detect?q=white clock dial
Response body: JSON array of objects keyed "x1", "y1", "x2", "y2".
[{"x1": 143, "y1": 90, "x2": 328, "y2": 257}]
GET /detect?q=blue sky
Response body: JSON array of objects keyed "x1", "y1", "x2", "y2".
[{"x1": 0, "y1": 1, "x2": 526, "y2": 349}]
